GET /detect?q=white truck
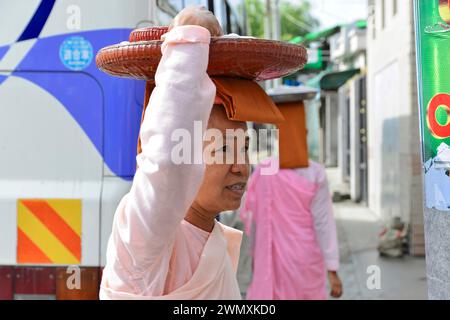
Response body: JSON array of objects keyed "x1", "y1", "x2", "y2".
[{"x1": 0, "y1": 0, "x2": 244, "y2": 300}]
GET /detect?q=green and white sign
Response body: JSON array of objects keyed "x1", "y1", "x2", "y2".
[
  {"x1": 415, "y1": 0, "x2": 450, "y2": 210},
  {"x1": 304, "y1": 48, "x2": 323, "y2": 70}
]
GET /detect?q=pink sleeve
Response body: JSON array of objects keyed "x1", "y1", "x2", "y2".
[
  {"x1": 107, "y1": 25, "x2": 216, "y2": 273},
  {"x1": 310, "y1": 163, "x2": 340, "y2": 271}
]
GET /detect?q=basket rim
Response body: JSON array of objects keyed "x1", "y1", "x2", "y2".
[{"x1": 95, "y1": 37, "x2": 308, "y2": 81}]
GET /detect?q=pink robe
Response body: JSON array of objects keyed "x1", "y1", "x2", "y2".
[
  {"x1": 100, "y1": 25, "x2": 242, "y2": 300},
  {"x1": 241, "y1": 158, "x2": 339, "y2": 300}
]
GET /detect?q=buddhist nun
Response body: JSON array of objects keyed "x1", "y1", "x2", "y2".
[
  {"x1": 98, "y1": 5, "x2": 298, "y2": 299},
  {"x1": 241, "y1": 97, "x2": 343, "y2": 300}
]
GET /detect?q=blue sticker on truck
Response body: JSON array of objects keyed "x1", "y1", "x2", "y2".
[{"x1": 59, "y1": 36, "x2": 93, "y2": 71}]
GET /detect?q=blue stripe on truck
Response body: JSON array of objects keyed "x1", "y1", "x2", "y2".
[
  {"x1": 12, "y1": 29, "x2": 145, "y2": 180},
  {"x1": 17, "y1": 0, "x2": 56, "y2": 42}
]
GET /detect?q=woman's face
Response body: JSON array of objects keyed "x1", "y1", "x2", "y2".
[{"x1": 193, "y1": 106, "x2": 250, "y2": 213}]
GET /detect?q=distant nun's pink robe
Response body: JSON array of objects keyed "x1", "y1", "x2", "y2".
[
  {"x1": 241, "y1": 158, "x2": 339, "y2": 300},
  {"x1": 100, "y1": 25, "x2": 242, "y2": 300}
]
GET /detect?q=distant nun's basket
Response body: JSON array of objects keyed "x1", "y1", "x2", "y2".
[{"x1": 95, "y1": 26, "x2": 308, "y2": 81}]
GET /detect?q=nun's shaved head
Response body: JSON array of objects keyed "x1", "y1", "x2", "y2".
[{"x1": 208, "y1": 105, "x2": 230, "y2": 128}]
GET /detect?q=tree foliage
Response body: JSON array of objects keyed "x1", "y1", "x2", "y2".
[{"x1": 242, "y1": 0, "x2": 319, "y2": 41}]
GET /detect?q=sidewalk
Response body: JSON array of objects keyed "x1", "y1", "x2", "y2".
[{"x1": 327, "y1": 169, "x2": 428, "y2": 300}]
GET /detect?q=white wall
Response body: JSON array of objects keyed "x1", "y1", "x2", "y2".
[{"x1": 367, "y1": 0, "x2": 422, "y2": 225}]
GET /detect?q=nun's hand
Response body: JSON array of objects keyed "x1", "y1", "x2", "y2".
[
  {"x1": 169, "y1": 5, "x2": 223, "y2": 37},
  {"x1": 328, "y1": 271, "x2": 343, "y2": 298}
]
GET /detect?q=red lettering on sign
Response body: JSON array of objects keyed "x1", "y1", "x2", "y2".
[{"x1": 427, "y1": 93, "x2": 450, "y2": 139}]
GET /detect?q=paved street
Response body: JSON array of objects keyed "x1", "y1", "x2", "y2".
[
  {"x1": 327, "y1": 169, "x2": 428, "y2": 300},
  {"x1": 332, "y1": 201, "x2": 428, "y2": 299}
]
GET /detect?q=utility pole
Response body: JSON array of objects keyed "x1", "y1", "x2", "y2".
[
  {"x1": 264, "y1": 0, "x2": 272, "y2": 40},
  {"x1": 265, "y1": 0, "x2": 282, "y2": 89},
  {"x1": 414, "y1": 0, "x2": 450, "y2": 299},
  {"x1": 272, "y1": 0, "x2": 281, "y2": 88},
  {"x1": 272, "y1": 0, "x2": 281, "y2": 41},
  {"x1": 264, "y1": 0, "x2": 273, "y2": 89}
]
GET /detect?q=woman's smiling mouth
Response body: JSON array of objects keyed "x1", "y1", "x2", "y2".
[{"x1": 225, "y1": 182, "x2": 246, "y2": 196}]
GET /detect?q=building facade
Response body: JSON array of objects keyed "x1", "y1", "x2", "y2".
[{"x1": 367, "y1": 0, "x2": 424, "y2": 255}]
